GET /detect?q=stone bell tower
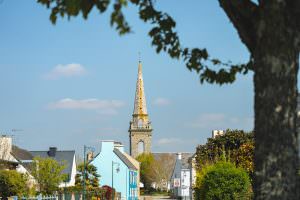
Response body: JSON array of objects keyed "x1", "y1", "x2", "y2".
[{"x1": 129, "y1": 61, "x2": 152, "y2": 158}]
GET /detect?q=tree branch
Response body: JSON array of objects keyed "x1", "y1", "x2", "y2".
[{"x1": 218, "y1": 0, "x2": 258, "y2": 53}]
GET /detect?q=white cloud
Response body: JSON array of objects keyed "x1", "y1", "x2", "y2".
[
  {"x1": 44, "y1": 63, "x2": 86, "y2": 79},
  {"x1": 153, "y1": 97, "x2": 171, "y2": 106},
  {"x1": 48, "y1": 98, "x2": 125, "y2": 115},
  {"x1": 186, "y1": 113, "x2": 253, "y2": 131}
]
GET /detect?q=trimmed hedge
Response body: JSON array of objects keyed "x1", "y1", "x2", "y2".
[{"x1": 197, "y1": 161, "x2": 252, "y2": 200}]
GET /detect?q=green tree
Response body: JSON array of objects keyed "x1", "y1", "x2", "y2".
[
  {"x1": 235, "y1": 142, "x2": 254, "y2": 176},
  {"x1": 148, "y1": 153, "x2": 175, "y2": 190},
  {"x1": 37, "y1": 1, "x2": 300, "y2": 199},
  {"x1": 199, "y1": 161, "x2": 252, "y2": 200},
  {"x1": 136, "y1": 153, "x2": 154, "y2": 190},
  {"x1": 196, "y1": 130, "x2": 253, "y2": 173},
  {"x1": 31, "y1": 156, "x2": 66, "y2": 195},
  {"x1": 194, "y1": 163, "x2": 214, "y2": 200},
  {"x1": 0, "y1": 170, "x2": 28, "y2": 198},
  {"x1": 75, "y1": 163, "x2": 100, "y2": 190}
]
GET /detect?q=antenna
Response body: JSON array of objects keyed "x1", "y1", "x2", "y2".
[
  {"x1": 12, "y1": 129, "x2": 23, "y2": 132},
  {"x1": 11, "y1": 129, "x2": 23, "y2": 146}
]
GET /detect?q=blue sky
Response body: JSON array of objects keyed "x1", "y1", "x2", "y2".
[{"x1": 0, "y1": 0, "x2": 254, "y2": 155}]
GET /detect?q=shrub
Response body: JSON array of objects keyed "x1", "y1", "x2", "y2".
[
  {"x1": 0, "y1": 170, "x2": 29, "y2": 198},
  {"x1": 199, "y1": 161, "x2": 252, "y2": 200},
  {"x1": 194, "y1": 162, "x2": 214, "y2": 199}
]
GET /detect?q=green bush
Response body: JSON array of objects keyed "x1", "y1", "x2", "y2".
[
  {"x1": 194, "y1": 163, "x2": 214, "y2": 200},
  {"x1": 0, "y1": 170, "x2": 29, "y2": 198},
  {"x1": 198, "y1": 161, "x2": 252, "y2": 200}
]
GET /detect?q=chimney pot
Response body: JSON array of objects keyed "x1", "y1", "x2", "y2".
[
  {"x1": 48, "y1": 147, "x2": 57, "y2": 157},
  {"x1": 177, "y1": 153, "x2": 182, "y2": 160}
]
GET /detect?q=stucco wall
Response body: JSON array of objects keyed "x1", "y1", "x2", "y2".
[{"x1": 92, "y1": 141, "x2": 130, "y2": 199}]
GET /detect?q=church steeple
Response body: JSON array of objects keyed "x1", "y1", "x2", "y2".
[
  {"x1": 133, "y1": 61, "x2": 148, "y2": 120},
  {"x1": 129, "y1": 61, "x2": 152, "y2": 158}
]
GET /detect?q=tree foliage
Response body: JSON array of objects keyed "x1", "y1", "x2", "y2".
[
  {"x1": 198, "y1": 161, "x2": 252, "y2": 200},
  {"x1": 136, "y1": 153, "x2": 154, "y2": 189},
  {"x1": 75, "y1": 163, "x2": 100, "y2": 190},
  {"x1": 195, "y1": 130, "x2": 254, "y2": 175},
  {"x1": 31, "y1": 157, "x2": 66, "y2": 195},
  {"x1": 136, "y1": 153, "x2": 175, "y2": 191},
  {"x1": 148, "y1": 153, "x2": 175, "y2": 190},
  {"x1": 234, "y1": 142, "x2": 254, "y2": 175},
  {"x1": 194, "y1": 163, "x2": 214, "y2": 200},
  {"x1": 0, "y1": 170, "x2": 29, "y2": 198}
]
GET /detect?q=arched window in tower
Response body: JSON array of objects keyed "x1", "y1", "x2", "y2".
[
  {"x1": 138, "y1": 140, "x2": 145, "y2": 154},
  {"x1": 138, "y1": 119, "x2": 143, "y2": 128}
]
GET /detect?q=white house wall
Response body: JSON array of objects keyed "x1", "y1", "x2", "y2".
[
  {"x1": 59, "y1": 154, "x2": 76, "y2": 188},
  {"x1": 181, "y1": 170, "x2": 190, "y2": 197}
]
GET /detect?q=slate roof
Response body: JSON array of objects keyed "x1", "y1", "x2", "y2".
[
  {"x1": 180, "y1": 153, "x2": 193, "y2": 169},
  {"x1": 153, "y1": 152, "x2": 193, "y2": 169},
  {"x1": 152, "y1": 153, "x2": 177, "y2": 180},
  {"x1": 113, "y1": 148, "x2": 137, "y2": 170},
  {"x1": 153, "y1": 152, "x2": 177, "y2": 161},
  {"x1": 11, "y1": 145, "x2": 33, "y2": 161},
  {"x1": 30, "y1": 150, "x2": 75, "y2": 179},
  {"x1": 152, "y1": 152, "x2": 193, "y2": 182}
]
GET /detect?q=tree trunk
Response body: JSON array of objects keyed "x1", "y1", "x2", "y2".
[{"x1": 253, "y1": 26, "x2": 299, "y2": 199}]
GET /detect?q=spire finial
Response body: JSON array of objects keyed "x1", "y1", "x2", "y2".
[{"x1": 138, "y1": 52, "x2": 141, "y2": 63}]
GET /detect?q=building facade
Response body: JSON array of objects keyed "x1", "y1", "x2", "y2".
[
  {"x1": 129, "y1": 62, "x2": 152, "y2": 158},
  {"x1": 170, "y1": 153, "x2": 193, "y2": 199},
  {"x1": 91, "y1": 141, "x2": 139, "y2": 200},
  {"x1": 0, "y1": 135, "x2": 76, "y2": 188},
  {"x1": 30, "y1": 147, "x2": 77, "y2": 187}
]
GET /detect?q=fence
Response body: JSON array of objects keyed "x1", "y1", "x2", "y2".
[{"x1": 2, "y1": 191, "x2": 122, "y2": 200}]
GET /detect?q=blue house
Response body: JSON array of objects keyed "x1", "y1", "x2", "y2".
[{"x1": 91, "y1": 140, "x2": 139, "y2": 200}]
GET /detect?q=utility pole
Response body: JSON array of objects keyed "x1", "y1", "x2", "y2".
[
  {"x1": 112, "y1": 161, "x2": 120, "y2": 200},
  {"x1": 83, "y1": 145, "x2": 94, "y2": 200}
]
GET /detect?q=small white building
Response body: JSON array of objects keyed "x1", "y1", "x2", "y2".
[
  {"x1": 212, "y1": 130, "x2": 225, "y2": 139},
  {"x1": 189, "y1": 154, "x2": 197, "y2": 199},
  {"x1": 170, "y1": 153, "x2": 193, "y2": 199}
]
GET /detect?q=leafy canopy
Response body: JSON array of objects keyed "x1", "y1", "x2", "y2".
[
  {"x1": 0, "y1": 170, "x2": 29, "y2": 198},
  {"x1": 75, "y1": 163, "x2": 100, "y2": 190},
  {"x1": 195, "y1": 129, "x2": 253, "y2": 173},
  {"x1": 136, "y1": 152, "x2": 154, "y2": 189},
  {"x1": 37, "y1": 0, "x2": 252, "y2": 85},
  {"x1": 31, "y1": 156, "x2": 66, "y2": 195}
]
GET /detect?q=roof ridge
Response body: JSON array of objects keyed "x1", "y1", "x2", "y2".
[{"x1": 113, "y1": 148, "x2": 137, "y2": 170}]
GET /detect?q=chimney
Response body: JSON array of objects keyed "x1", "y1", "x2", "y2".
[
  {"x1": 48, "y1": 147, "x2": 57, "y2": 157},
  {"x1": 114, "y1": 142, "x2": 125, "y2": 153},
  {"x1": 0, "y1": 135, "x2": 12, "y2": 160},
  {"x1": 177, "y1": 152, "x2": 182, "y2": 160}
]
